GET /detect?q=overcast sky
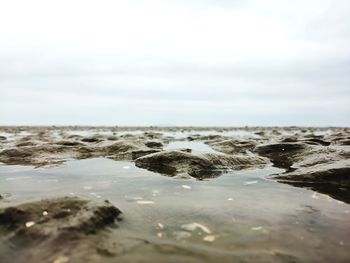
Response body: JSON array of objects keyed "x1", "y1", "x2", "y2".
[{"x1": 0, "y1": 0, "x2": 349, "y2": 126}]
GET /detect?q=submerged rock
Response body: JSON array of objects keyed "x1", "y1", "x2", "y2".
[
  {"x1": 0, "y1": 197, "x2": 122, "y2": 263},
  {"x1": 135, "y1": 150, "x2": 267, "y2": 179}
]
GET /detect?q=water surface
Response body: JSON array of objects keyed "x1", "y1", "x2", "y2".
[{"x1": 1, "y1": 157, "x2": 349, "y2": 262}]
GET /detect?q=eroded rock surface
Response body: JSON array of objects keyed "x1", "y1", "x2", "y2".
[
  {"x1": 0, "y1": 197, "x2": 122, "y2": 263},
  {"x1": 270, "y1": 161, "x2": 350, "y2": 202},
  {"x1": 207, "y1": 139, "x2": 258, "y2": 154},
  {"x1": 253, "y1": 138, "x2": 350, "y2": 203},
  {"x1": 254, "y1": 142, "x2": 312, "y2": 170},
  {"x1": 135, "y1": 150, "x2": 268, "y2": 179}
]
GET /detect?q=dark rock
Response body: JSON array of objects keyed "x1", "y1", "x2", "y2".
[
  {"x1": 207, "y1": 139, "x2": 257, "y2": 154},
  {"x1": 0, "y1": 197, "x2": 122, "y2": 262},
  {"x1": 81, "y1": 137, "x2": 103, "y2": 143},
  {"x1": 187, "y1": 135, "x2": 223, "y2": 141},
  {"x1": 254, "y1": 131, "x2": 265, "y2": 136},
  {"x1": 145, "y1": 140, "x2": 163, "y2": 148},
  {"x1": 131, "y1": 149, "x2": 161, "y2": 160},
  {"x1": 135, "y1": 150, "x2": 267, "y2": 179},
  {"x1": 0, "y1": 148, "x2": 34, "y2": 165},
  {"x1": 300, "y1": 138, "x2": 330, "y2": 146},
  {"x1": 107, "y1": 136, "x2": 118, "y2": 141},
  {"x1": 104, "y1": 141, "x2": 140, "y2": 154},
  {"x1": 143, "y1": 132, "x2": 163, "y2": 139},
  {"x1": 0, "y1": 148, "x2": 33, "y2": 158},
  {"x1": 270, "y1": 161, "x2": 350, "y2": 203},
  {"x1": 103, "y1": 141, "x2": 159, "y2": 160},
  {"x1": 281, "y1": 136, "x2": 298, "y2": 143},
  {"x1": 0, "y1": 136, "x2": 6, "y2": 141},
  {"x1": 16, "y1": 141, "x2": 37, "y2": 147},
  {"x1": 55, "y1": 140, "x2": 84, "y2": 146},
  {"x1": 67, "y1": 134, "x2": 83, "y2": 139},
  {"x1": 337, "y1": 139, "x2": 350, "y2": 146},
  {"x1": 254, "y1": 143, "x2": 311, "y2": 170}
]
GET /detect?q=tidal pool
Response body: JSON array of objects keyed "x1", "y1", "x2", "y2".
[{"x1": 1, "y1": 157, "x2": 349, "y2": 262}]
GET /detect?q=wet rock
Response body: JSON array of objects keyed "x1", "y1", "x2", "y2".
[
  {"x1": 262, "y1": 140, "x2": 350, "y2": 203},
  {"x1": 207, "y1": 139, "x2": 257, "y2": 154},
  {"x1": 0, "y1": 148, "x2": 34, "y2": 165},
  {"x1": 280, "y1": 136, "x2": 298, "y2": 143},
  {"x1": 135, "y1": 150, "x2": 267, "y2": 179},
  {"x1": 143, "y1": 132, "x2": 163, "y2": 139},
  {"x1": 81, "y1": 137, "x2": 103, "y2": 143},
  {"x1": 104, "y1": 141, "x2": 141, "y2": 154},
  {"x1": 0, "y1": 144, "x2": 81, "y2": 166},
  {"x1": 55, "y1": 140, "x2": 85, "y2": 147},
  {"x1": 270, "y1": 161, "x2": 350, "y2": 203},
  {"x1": 0, "y1": 197, "x2": 122, "y2": 262},
  {"x1": 76, "y1": 146, "x2": 95, "y2": 159},
  {"x1": 67, "y1": 134, "x2": 83, "y2": 139},
  {"x1": 187, "y1": 135, "x2": 223, "y2": 141},
  {"x1": 107, "y1": 136, "x2": 118, "y2": 141},
  {"x1": 103, "y1": 141, "x2": 159, "y2": 160},
  {"x1": 145, "y1": 140, "x2": 163, "y2": 148},
  {"x1": 15, "y1": 141, "x2": 37, "y2": 147},
  {"x1": 131, "y1": 149, "x2": 161, "y2": 160},
  {"x1": 336, "y1": 139, "x2": 350, "y2": 146},
  {"x1": 0, "y1": 148, "x2": 33, "y2": 158},
  {"x1": 254, "y1": 143, "x2": 311, "y2": 170},
  {"x1": 300, "y1": 138, "x2": 330, "y2": 146},
  {"x1": 254, "y1": 131, "x2": 265, "y2": 136},
  {"x1": 0, "y1": 136, "x2": 7, "y2": 141},
  {"x1": 281, "y1": 136, "x2": 330, "y2": 146}
]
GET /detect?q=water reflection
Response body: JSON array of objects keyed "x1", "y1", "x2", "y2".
[{"x1": 0, "y1": 158, "x2": 349, "y2": 262}]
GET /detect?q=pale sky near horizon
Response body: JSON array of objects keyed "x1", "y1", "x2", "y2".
[{"x1": 0, "y1": 0, "x2": 349, "y2": 126}]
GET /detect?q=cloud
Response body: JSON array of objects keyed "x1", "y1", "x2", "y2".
[{"x1": 0, "y1": 0, "x2": 349, "y2": 126}]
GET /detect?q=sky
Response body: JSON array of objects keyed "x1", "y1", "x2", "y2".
[{"x1": 0, "y1": 0, "x2": 349, "y2": 126}]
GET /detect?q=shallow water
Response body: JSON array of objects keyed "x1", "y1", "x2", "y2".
[
  {"x1": 1, "y1": 157, "x2": 349, "y2": 262},
  {"x1": 63, "y1": 129, "x2": 260, "y2": 139},
  {"x1": 164, "y1": 141, "x2": 222, "y2": 154}
]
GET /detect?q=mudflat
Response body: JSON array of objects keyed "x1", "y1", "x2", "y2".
[{"x1": 0, "y1": 126, "x2": 349, "y2": 262}]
